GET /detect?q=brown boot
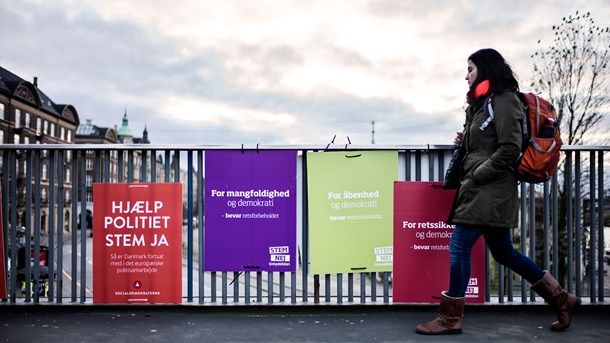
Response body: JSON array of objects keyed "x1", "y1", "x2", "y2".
[
  {"x1": 416, "y1": 291, "x2": 464, "y2": 335},
  {"x1": 531, "y1": 271, "x2": 581, "y2": 331}
]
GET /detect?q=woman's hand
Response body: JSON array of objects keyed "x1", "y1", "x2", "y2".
[{"x1": 453, "y1": 131, "x2": 464, "y2": 147}]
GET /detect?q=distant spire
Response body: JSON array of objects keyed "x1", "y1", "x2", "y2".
[
  {"x1": 141, "y1": 125, "x2": 150, "y2": 143},
  {"x1": 117, "y1": 109, "x2": 133, "y2": 143}
]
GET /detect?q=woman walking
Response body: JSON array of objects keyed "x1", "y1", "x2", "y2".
[{"x1": 415, "y1": 48, "x2": 580, "y2": 335}]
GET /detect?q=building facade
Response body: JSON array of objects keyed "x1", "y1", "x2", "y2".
[
  {"x1": 74, "y1": 119, "x2": 120, "y2": 207},
  {"x1": 0, "y1": 66, "x2": 79, "y2": 232}
]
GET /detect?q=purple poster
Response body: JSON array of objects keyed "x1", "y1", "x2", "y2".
[{"x1": 204, "y1": 150, "x2": 297, "y2": 272}]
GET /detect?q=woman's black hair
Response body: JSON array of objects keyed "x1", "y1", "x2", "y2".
[{"x1": 468, "y1": 48, "x2": 519, "y2": 93}]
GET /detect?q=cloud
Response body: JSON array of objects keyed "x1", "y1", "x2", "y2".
[{"x1": 1, "y1": 0, "x2": 609, "y2": 147}]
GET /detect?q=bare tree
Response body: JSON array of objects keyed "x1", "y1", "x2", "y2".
[
  {"x1": 528, "y1": 11, "x2": 610, "y2": 287},
  {"x1": 531, "y1": 11, "x2": 610, "y2": 145}
]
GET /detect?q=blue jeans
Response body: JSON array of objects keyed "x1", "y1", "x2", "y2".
[{"x1": 447, "y1": 224, "x2": 545, "y2": 297}]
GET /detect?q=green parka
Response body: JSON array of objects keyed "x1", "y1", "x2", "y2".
[{"x1": 447, "y1": 91, "x2": 523, "y2": 228}]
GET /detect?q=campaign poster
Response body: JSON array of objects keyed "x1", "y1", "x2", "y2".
[
  {"x1": 393, "y1": 181, "x2": 485, "y2": 303},
  {"x1": 307, "y1": 150, "x2": 398, "y2": 275},
  {"x1": 204, "y1": 150, "x2": 297, "y2": 272},
  {"x1": 93, "y1": 183, "x2": 182, "y2": 304}
]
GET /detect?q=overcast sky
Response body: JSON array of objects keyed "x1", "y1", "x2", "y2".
[{"x1": 1, "y1": 0, "x2": 609, "y2": 147}]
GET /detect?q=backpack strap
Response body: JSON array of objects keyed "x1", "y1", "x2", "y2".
[
  {"x1": 532, "y1": 93, "x2": 541, "y2": 136},
  {"x1": 480, "y1": 94, "x2": 495, "y2": 131}
]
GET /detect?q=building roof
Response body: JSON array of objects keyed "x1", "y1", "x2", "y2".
[
  {"x1": 76, "y1": 120, "x2": 119, "y2": 143},
  {"x1": 0, "y1": 66, "x2": 79, "y2": 125}
]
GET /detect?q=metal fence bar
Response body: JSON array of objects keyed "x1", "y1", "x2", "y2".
[
  {"x1": 70, "y1": 150, "x2": 77, "y2": 302},
  {"x1": 383, "y1": 272, "x2": 390, "y2": 303},
  {"x1": 233, "y1": 271, "x2": 239, "y2": 303},
  {"x1": 325, "y1": 274, "x2": 330, "y2": 303},
  {"x1": 566, "y1": 152, "x2": 574, "y2": 293},
  {"x1": 519, "y1": 182, "x2": 527, "y2": 302},
  {"x1": 543, "y1": 181, "x2": 550, "y2": 272},
  {"x1": 79, "y1": 150, "x2": 87, "y2": 303},
  {"x1": 141, "y1": 149, "x2": 148, "y2": 182},
  {"x1": 24, "y1": 150, "x2": 32, "y2": 302},
  {"x1": 33, "y1": 150, "x2": 41, "y2": 303},
  {"x1": 589, "y1": 150, "x2": 596, "y2": 303},
  {"x1": 528, "y1": 185, "x2": 536, "y2": 302},
  {"x1": 268, "y1": 272, "x2": 274, "y2": 304},
  {"x1": 8, "y1": 150, "x2": 17, "y2": 303},
  {"x1": 244, "y1": 271, "x2": 251, "y2": 303},
  {"x1": 211, "y1": 271, "x2": 217, "y2": 303},
  {"x1": 369, "y1": 272, "x2": 377, "y2": 302},
  {"x1": 48, "y1": 149, "x2": 56, "y2": 302},
  {"x1": 56, "y1": 150, "x2": 65, "y2": 303},
  {"x1": 279, "y1": 272, "x2": 285, "y2": 302},
  {"x1": 187, "y1": 151, "x2": 194, "y2": 302},
  {"x1": 575, "y1": 151, "x2": 582, "y2": 297},
  {"x1": 360, "y1": 273, "x2": 366, "y2": 303},
  {"x1": 552, "y1": 173, "x2": 559, "y2": 278},
  {"x1": 256, "y1": 271, "x2": 262, "y2": 302},
  {"x1": 291, "y1": 271, "x2": 297, "y2": 304},
  {"x1": 300, "y1": 153, "x2": 309, "y2": 303},
  {"x1": 127, "y1": 150, "x2": 134, "y2": 183},
  {"x1": 597, "y1": 152, "x2": 605, "y2": 302},
  {"x1": 1, "y1": 150, "x2": 8, "y2": 302},
  {"x1": 197, "y1": 151, "x2": 205, "y2": 304}
]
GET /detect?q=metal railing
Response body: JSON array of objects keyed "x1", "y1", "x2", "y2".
[{"x1": 1, "y1": 144, "x2": 607, "y2": 305}]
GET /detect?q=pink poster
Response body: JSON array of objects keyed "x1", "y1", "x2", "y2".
[
  {"x1": 393, "y1": 181, "x2": 485, "y2": 303},
  {"x1": 93, "y1": 183, "x2": 183, "y2": 304}
]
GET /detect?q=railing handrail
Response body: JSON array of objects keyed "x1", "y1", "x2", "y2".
[{"x1": 1, "y1": 143, "x2": 608, "y2": 151}]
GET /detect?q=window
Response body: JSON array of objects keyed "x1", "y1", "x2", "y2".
[
  {"x1": 0, "y1": 103, "x2": 4, "y2": 119},
  {"x1": 42, "y1": 164, "x2": 48, "y2": 180},
  {"x1": 0, "y1": 130, "x2": 4, "y2": 144},
  {"x1": 86, "y1": 175, "x2": 93, "y2": 187},
  {"x1": 41, "y1": 188, "x2": 47, "y2": 202},
  {"x1": 43, "y1": 121, "x2": 48, "y2": 134},
  {"x1": 66, "y1": 168, "x2": 70, "y2": 182},
  {"x1": 50, "y1": 123, "x2": 55, "y2": 137},
  {"x1": 25, "y1": 113, "x2": 30, "y2": 128},
  {"x1": 86, "y1": 159, "x2": 93, "y2": 171},
  {"x1": 60, "y1": 127, "x2": 65, "y2": 140},
  {"x1": 65, "y1": 190, "x2": 70, "y2": 203},
  {"x1": 13, "y1": 134, "x2": 20, "y2": 144},
  {"x1": 24, "y1": 137, "x2": 29, "y2": 145},
  {"x1": 67, "y1": 130, "x2": 72, "y2": 142},
  {"x1": 15, "y1": 109, "x2": 21, "y2": 128},
  {"x1": 86, "y1": 192, "x2": 93, "y2": 203}
]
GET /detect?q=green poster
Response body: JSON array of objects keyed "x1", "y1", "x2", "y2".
[{"x1": 307, "y1": 150, "x2": 398, "y2": 274}]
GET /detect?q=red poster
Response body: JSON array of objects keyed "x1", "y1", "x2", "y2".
[
  {"x1": 0, "y1": 188, "x2": 6, "y2": 301},
  {"x1": 393, "y1": 181, "x2": 485, "y2": 303},
  {"x1": 93, "y1": 183, "x2": 182, "y2": 304}
]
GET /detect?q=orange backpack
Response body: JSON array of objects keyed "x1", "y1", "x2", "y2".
[{"x1": 483, "y1": 92, "x2": 562, "y2": 183}]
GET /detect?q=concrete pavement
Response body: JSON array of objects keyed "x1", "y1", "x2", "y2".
[{"x1": 1, "y1": 303, "x2": 609, "y2": 343}]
